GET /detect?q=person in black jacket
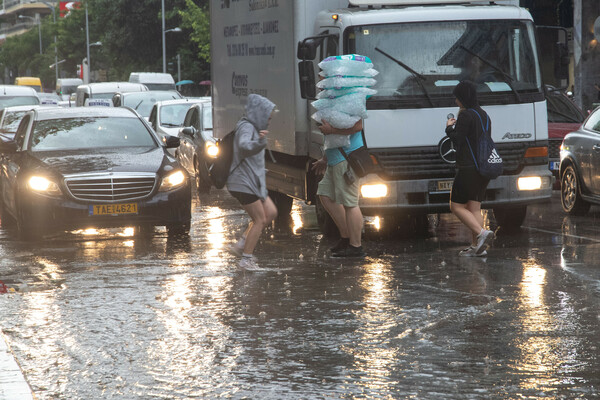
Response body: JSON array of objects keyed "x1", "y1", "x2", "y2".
[{"x1": 445, "y1": 80, "x2": 495, "y2": 256}]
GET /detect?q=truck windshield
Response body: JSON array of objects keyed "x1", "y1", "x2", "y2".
[{"x1": 346, "y1": 19, "x2": 541, "y2": 101}]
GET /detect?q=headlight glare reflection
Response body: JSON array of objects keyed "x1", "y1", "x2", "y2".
[
  {"x1": 159, "y1": 170, "x2": 186, "y2": 192},
  {"x1": 28, "y1": 176, "x2": 61, "y2": 195}
]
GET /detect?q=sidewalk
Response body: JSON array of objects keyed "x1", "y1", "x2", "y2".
[{"x1": 0, "y1": 328, "x2": 34, "y2": 400}]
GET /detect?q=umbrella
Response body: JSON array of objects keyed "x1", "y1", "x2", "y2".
[
  {"x1": 176, "y1": 80, "x2": 194, "y2": 86},
  {"x1": 199, "y1": 80, "x2": 211, "y2": 85}
]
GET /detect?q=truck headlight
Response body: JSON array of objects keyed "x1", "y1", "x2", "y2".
[
  {"x1": 159, "y1": 170, "x2": 186, "y2": 192},
  {"x1": 205, "y1": 142, "x2": 219, "y2": 158},
  {"x1": 28, "y1": 176, "x2": 61, "y2": 195},
  {"x1": 361, "y1": 184, "x2": 388, "y2": 198},
  {"x1": 518, "y1": 176, "x2": 542, "y2": 191}
]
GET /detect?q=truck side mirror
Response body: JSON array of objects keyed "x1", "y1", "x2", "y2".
[
  {"x1": 297, "y1": 39, "x2": 321, "y2": 61},
  {"x1": 298, "y1": 61, "x2": 316, "y2": 100},
  {"x1": 554, "y1": 42, "x2": 569, "y2": 81}
]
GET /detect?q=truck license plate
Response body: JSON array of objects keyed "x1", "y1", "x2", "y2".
[
  {"x1": 89, "y1": 203, "x2": 138, "y2": 216},
  {"x1": 435, "y1": 180, "x2": 453, "y2": 192}
]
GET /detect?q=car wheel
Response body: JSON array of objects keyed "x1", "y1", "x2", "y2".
[
  {"x1": 194, "y1": 157, "x2": 211, "y2": 194},
  {"x1": 16, "y1": 207, "x2": 41, "y2": 241},
  {"x1": 493, "y1": 206, "x2": 527, "y2": 232},
  {"x1": 167, "y1": 222, "x2": 190, "y2": 236},
  {"x1": 315, "y1": 195, "x2": 339, "y2": 237},
  {"x1": 561, "y1": 165, "x2": 590, "y2": 215}
]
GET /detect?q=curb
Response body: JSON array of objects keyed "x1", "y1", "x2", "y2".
[{"x1": 0, "y1": 328, "x2": 35, "y2": 400}]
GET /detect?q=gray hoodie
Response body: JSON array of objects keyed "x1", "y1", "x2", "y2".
[{"x1": 226, "y1": 94, "x2": 276, "y2": 200}]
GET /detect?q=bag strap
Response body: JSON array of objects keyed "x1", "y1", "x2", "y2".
[{"x1": 468, "y1": 108, "x2": 489, "y2": 135}]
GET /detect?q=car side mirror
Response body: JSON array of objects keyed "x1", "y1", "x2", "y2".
[
  {"x1": 164, "y1": 136, "x2": 180, "y2": 148},
  {"x1": 181, "y1": 127, "x2": 196, "y2": 137},
  {"x1": 0, "y1": 139, "x2": 18, "y2": 154}
]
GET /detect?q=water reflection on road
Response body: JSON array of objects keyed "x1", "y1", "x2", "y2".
[{"x1": 0, "y1": 191, "x2": 599, "y2": 399}]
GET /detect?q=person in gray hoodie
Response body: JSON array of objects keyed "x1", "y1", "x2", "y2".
[{"x1": 226, "y1": 94, "x2": 278, "y2": 270}]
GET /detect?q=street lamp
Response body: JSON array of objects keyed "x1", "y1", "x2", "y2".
[
  {"x1": 18, "y1": 15, "x2": 42, "y2": 55},
  {"x1": 161, "y1": 0, "x2": 182, "y2": 73},
  {"x1": 84, "y1": 6, "x2": 102, "y2": 83},
  {"x1": 32, "y1": 1, "x2": 58, "y2": 83}
]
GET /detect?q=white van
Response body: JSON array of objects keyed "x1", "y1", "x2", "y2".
[
  {"x1": 75, "y1": 82, "x2": 148, "y2": 107},
  {"x1": 128, "y1": 72, "x2": 176, "y2": 91},
  {"x1": 56, "y1": 78, "x2": 83, "y2": 101}
]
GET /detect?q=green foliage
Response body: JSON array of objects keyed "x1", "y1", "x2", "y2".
[{"x1": 0, "y1": 0, "x2": 211, "y2": 90}]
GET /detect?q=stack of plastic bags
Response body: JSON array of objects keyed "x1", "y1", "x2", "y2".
[{"x1": 311, "y1": 54, "x2": 377, "y2": 149}]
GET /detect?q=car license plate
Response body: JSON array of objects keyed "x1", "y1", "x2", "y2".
[
  {"x1": 549, "y1": 161, "x2": 560, "y2": 171},
  {"x1": 435, "y1": 180, "x2": 453, "y2": 192},
  {"x1": 89, "y1": 203, "x2": 138, "y2": 216}
]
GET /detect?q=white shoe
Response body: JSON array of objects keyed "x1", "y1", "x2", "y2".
[
  {"x1": 474, "y1": 230, "x2": 494, "y2": 255},
  {"x1": 239, "y1": 256, "x2": 264, "y2": 271},
  {"x1": 227, "y1": 243, "x2": 244, "y2": 257},
  {"x1": 459, "y1": 246, "x2": 487, "y2": 257}
]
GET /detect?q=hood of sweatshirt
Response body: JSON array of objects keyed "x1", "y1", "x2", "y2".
[
  {"x1": 243, "y1": 94, "x2": 276, "y2": 131},
  {"x1": 453, "y1": 80, "x2": 479, "y2": 108}
]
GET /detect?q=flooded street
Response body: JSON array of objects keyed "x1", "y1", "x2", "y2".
[{"x1": 1, "y1": 190, "x2": 599, "y2": 399}]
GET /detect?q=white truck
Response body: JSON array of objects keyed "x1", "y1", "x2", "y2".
[{"x1": 210, "y1": 0, "x2": 553, "y2": 233}]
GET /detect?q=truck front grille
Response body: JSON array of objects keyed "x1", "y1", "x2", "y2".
[
  {"x1": 65, "y1": 174, "x2": 157, "y2": 202},
  {"x1": 371, "y1": 143, "x2": 528, "y2": 180}
]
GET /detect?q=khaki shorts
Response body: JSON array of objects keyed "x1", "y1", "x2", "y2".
[{"x1": 317, "y1": 161, "x2": 359, "y2": 207}]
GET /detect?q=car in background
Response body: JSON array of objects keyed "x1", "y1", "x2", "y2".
[
  {"x1": 546, "y1": 85, "x2": 585, "y2": 187},
  {"x1": 38, "y1": 92, "x2": 62, "y2": 106},
  {"x1": 559, "y1": 106, "x2": 600, "y2": 215},
  {"x1": 176, "y1": 100, "x2": 218, "y2": 194},
  {"x1": 75, "y1": 82, "x2": 148, "y2": 107},
  {"x1": 129, "y1": 72, "x2": 176, "y2": 91},
  {"x1": 148, "y1": 98, "x2": 207, "y2": 143},
  {"x1": 56, "y1": 78, "x2": 83, "y2": 101},
  {"x1": 14, "y1": 77, "x2": 42, "y2": 93},
  {"x1": 0, "y1": 106, "x2": 191, "y2": 239},
  {"x1": 0, "y1": 105, "x2": 40, "y2": 142},
  {"x1": 112, "y1": 90, "x2": 182, "y2": 120},
  {"x1": 0, "y1": 85, "x2": 40, "y2": 108}
]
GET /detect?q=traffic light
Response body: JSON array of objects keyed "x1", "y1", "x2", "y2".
[{"x1": 76, "y1": 64, "x2": 83, "y2": 79}]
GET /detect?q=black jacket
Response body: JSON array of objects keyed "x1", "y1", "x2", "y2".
[{"x1": 445, "y1": 106, "x2": 491, "y2": 168}]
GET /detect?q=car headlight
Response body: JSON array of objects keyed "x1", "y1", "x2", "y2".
[
  {"x1": 159, "y1": 170, "x2": 186, "y2": 192},
  {"x1": 360, "y1": 184, "x2": 388, "y2": 198},
  {"x1": 205, "y1": 141, "x2": 219, "y2": 158},
  {"x1": 28, "y1": 176, "x2": 61, "y2": 196}
]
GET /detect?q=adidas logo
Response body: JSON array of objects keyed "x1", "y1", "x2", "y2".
[{"x1": 487, "y1": 149, "x2": 502, "y2": 164}]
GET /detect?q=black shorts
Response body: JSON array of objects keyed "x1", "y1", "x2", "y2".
[
  {"x1": 229, "y1": 190, "x2": 260, "y2": 205},
  {"x1": 450, "y1": 167, "x2": 490, "y2": 204}
]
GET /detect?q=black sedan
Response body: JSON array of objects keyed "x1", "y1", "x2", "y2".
[
  {"x1": 0, "y1": 107, "x2": 191, "y2": 239},
  {"x1": 559, "y1": 106, "x2": 600, "y2": 215}
]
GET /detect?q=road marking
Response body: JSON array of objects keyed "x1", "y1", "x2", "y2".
[{"x1": 0, "y1": 328, "x2": 35, "y2": 400}]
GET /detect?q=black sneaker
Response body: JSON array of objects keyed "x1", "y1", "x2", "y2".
[
  {"x1": 330, "y1": 237, "x2": 349, "y2": 253},
  {"x1": 332, "y1": 245, "x2": 365, "y2": 258}
]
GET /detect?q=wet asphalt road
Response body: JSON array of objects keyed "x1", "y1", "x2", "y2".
[{"x1": 0, "y1": 190, "x2": 599, "y2": 399}]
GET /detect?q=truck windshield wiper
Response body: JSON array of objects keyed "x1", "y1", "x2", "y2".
[
  {"x1": 458, "y1": 45, "x2": 522, "y2": 102},
  {"x1": 375, "y1": 47, "x2": 434, "y2": 107}
]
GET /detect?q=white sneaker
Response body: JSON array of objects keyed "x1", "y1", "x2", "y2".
[
  {"x1": 459, "y1": 246, "x2": 487, "y2": 257},
  {"x1": 239, "y1": 256, "x2": 264, "y2": 271},
  {"x1": 474, "y1": 230, "x2": 494, "y2": 255},
  {"x1": 227, "y1": 243, "x2": 244, "y2": 257}
]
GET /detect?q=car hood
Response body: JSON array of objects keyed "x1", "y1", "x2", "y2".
[
  {"x1": 548, "y1": 122, "x2": 581, "y2": 139},
  {"x1": 32, "y1": 147, "x2": 175, "y2": 176}
]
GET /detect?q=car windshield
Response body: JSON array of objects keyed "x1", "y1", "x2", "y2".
[
  {"x1": 123, "y1": 92, "x2": 181, "y2": 118},
  {"x1": 546, "y1": 92, "x2": 584, "y2": 123},
  {"x1": 30, "y1": 116, "x2": 156, "y2": 151},
  {"x1": 160, "y1": 104, "x2": 193, "y2": 127},
  {"x1": 347, "y1": 19, "x2": 542, "y2": 101},
  {"x1": 1, "y1": 111, "x2": 29, "y2": 134},
  {"x1": 0, "y1": 96, "x2": 40, "y2": 107}
]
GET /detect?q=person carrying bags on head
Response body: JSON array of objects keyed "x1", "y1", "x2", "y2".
[
  {"x1": 226, "y1": 94, "x2": 278, "y2": 271},
  {"x1": 445, "y1": 80, "x2": 496, "y2": 257}
]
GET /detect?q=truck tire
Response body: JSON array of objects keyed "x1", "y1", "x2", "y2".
[
  {"x1": 268, "y1": 190, "x2": 293, "y2": 217},
  {"x1": 560, "y1": 165, "x2": 590, "y2": 215},
  {"x1": 194, "y1": 157, "x2": 212, "y2": 194},
  {"x1": 493, "y1": 206, "x2": 527, "y2": 232},
  {"x1": 315, "y1": 196, "x2": 339, "y2": 237}
]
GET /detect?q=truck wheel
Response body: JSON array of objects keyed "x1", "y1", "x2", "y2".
[
  {"x1": 493, "y1": 206, "x2": 527, "y2": 232},
  {"x1": 315, "y1": 196, "x2": 340, "y2": 237},
  {"x1": 268, "y1": 190, "x2": 293, "y2": 217},
  {"x1": 194, "y1": 157, "x2": 212, "y2": 194},
  {"x1": 560, "y1": 165, "x2": 590, "y2": 215}
]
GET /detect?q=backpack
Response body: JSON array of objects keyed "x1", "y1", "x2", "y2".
[
  {"x1": 465, "y1": 108, "x2": 503, "y2": 179},
  {"x1": 209, "y1": 129, "x2": 237, "y2": 189}
]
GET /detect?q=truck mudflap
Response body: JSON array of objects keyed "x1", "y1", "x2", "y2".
[{"x1": 357, "y1": 164, "x2": 553, "y2": 216}]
